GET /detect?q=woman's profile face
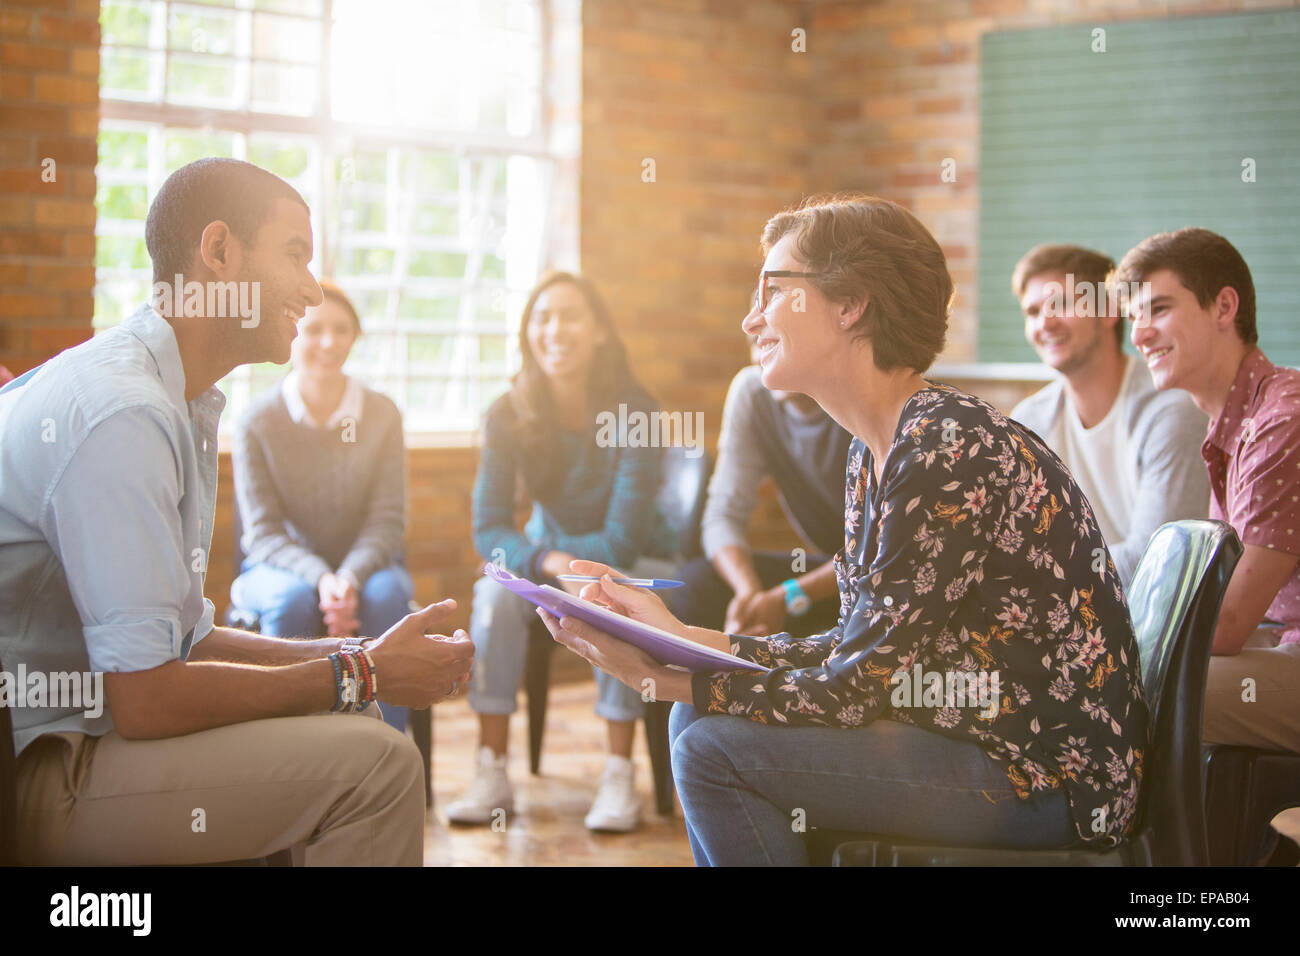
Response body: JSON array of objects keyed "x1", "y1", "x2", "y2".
[
  {"x1": 291, "y1": 297, "x2": 357, "y2": 375},
  {"x1": 742, "y1": 232, "x2": 848, "y2": 394},
  {"x1": 525, "y1": 281, "x2": 607, "y2": 383}
]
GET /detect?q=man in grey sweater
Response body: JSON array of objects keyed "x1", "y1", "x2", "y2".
[{"x1": 1010, "y1": 243, "x2": 1209, "y2": 584}]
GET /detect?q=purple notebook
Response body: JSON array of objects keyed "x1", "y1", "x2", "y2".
[{"x1": 481, "y1": 563, "x2": 769, "y2": 674}]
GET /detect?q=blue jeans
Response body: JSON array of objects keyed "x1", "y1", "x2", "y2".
[
  {"x1": 468, "y1": 555, "x2": 678, "y2": 722},
  {"x1": 668, "y1": 703, "x2": 1076, "y2": 866},
  {"x1": 230, "y1": 563, "x2": 415, "y2": 733}
]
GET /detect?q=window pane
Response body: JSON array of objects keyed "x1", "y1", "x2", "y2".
[
  {"x1": 413, "y1": 203, "x2": 457, "y2": 237},
  {"x1": 246, "y1": 137, "x2": 310, "y2": 180},
  {"x1": 94, "y1": 278, "x2": 152, "y2": 330},
  {"x1": 252, "y1": 13, "x2": 322, "y2": 64},
  {"x1": 402, "y1": 296, "x2": 459, "y2": 321},
  {"x1": 408, "y1": 250, "x2": 467, "y2": 278},
  {"x1": 100, "y1": 0, "x2": 151, "y2": 46},
  {"x1": 101, "y1": 49, "x2": 156, "y2": 98},
  {"x1": 168, "y1": 7, "x2": 238, "y2": 57},
  {"x1": 341, "y1": 199, "x2": 385, "y2": 232},
  {"x1": 253, "y1": 0, "x2": 323, "y2": 14},
  {"x1": 95, "y1": 235, "x2": 149, "y2": 272},
  {"x1": 96, "y1": 183, "x2": 149, "y2": 221},
  {"x1": 410, "y1": 153, "x2": 458, "y2": 193},
  {"x1": 250, "y1": 62, "x2": 317, "y2": 115},
  {"x1": 98, "y1": 127, "x2": 149, "y2": 172},
  {"x1": 166, "y1": 53, "x2": 239, "y2": 108},
  {"x1": 340, "y1": 247, "x2": 396, "y2": 275},
  {"x1": 165, "y1": 129, "x2": 235, "y2": 169}
]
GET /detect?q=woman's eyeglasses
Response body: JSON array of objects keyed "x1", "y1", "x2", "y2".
[{"x1": 755, "y1": 270, "x2": 829, "y2": 313}]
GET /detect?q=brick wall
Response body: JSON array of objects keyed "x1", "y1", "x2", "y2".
[
  {"x1": 579, "y1": 0, "x2": 813, "y2": 552},
  {"x1": 580, "y1": 0, "x2": 812, "y2": 453},
  {"x1": 0, "y1": 0, "x2": 99, "y2": 377}
]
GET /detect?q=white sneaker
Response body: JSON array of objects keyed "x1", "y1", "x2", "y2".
[
  {"x1": 584, "y1": 755, "x2": 642, "y2": 833},
  {"x1": 445, "y1": 747, "x2": 514, "y2": 826}
]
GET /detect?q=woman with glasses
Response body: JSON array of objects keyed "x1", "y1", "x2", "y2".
[
  {"x1": 447, "y1": 270, "x2": 677, "y2": 833},
  {"x1": 538, "y1": 195, "x2": 1150, "y2": 865},
  {"x1": 231, "y1": 279, "x2": 412, "y2": 733}
]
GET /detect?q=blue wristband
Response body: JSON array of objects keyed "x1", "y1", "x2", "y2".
[{"x1": 781, "y1": 578, "x2": 812, "y2": 617}]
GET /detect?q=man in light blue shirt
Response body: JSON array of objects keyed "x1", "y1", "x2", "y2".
[{"x1": 0, "y1": 158, "x2": 473, "y2": 865}]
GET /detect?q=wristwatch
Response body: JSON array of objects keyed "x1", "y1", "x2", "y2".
[{"x1": 781, "y1": 578, "x2": 812, "y2": 617}]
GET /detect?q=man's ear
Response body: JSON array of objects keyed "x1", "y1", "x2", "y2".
[
  {"x1": 198, "y1": 220, "x2": 240, "y2": 278},
  {"x1": 1212, "y1": 285, "x2": 1240, "y2": 335}
]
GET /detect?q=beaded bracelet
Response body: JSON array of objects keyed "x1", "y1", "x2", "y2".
[
  {"x1": 351, "y1": 649, "x2": 373, "y2": 705},
  {"x1": 328, "y1": 652, "x2": 349, "y2": 712},
  {"x1": 331, "y1": 647, "x2": 378, "y2": 713},
  {"x1": 339, "y1": 651, "x2": 359, "y2": 711},
  {"x1": 362, "y1": 649, "x2": 378, "y2": 700}
]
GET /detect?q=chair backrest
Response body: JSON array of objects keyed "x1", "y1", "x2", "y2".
[
  {"x1": 0, "y1": 652, "x2": 18, "y2": 865},
  {"x1": 654, "y1": 446, "x2": 712, "y2": 562},
  {"x1": 1124, "y1": 519, "x2": 1241, "y2": 863}
]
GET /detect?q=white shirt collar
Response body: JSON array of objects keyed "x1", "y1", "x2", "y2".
[{"x1": 282, "y1": 370, "x2": 364, "y2": 429}]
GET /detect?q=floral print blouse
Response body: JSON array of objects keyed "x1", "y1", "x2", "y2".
[{"x1": 690, "y1": 384, "x2": 1151, "y2": 846}]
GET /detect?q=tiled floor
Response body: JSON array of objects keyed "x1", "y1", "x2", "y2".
[
  {"x1": 422, "y1": 680, "x2": 695, "y2": 867},
  {"x1": 419, "y1": 677, "x2": 1300, "y2": 867}
]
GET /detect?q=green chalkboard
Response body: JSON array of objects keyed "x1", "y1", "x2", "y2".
[{"x1": 978, "y1": 11, "x2": 1300, "y2": 364}]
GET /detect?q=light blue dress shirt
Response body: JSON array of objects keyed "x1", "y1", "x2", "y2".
[{"x1": 0, "y1": 304, "x2": 225, "y2": 754}]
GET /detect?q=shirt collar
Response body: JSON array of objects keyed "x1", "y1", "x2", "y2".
[
  {"x1": 122, "y1": 302, "x2": 225, "y2": 418},
  {"x1": 282, "y1": 370, "x2": 363, "y2": 429},
  {"x1": 1205, "y1": 346, "x2": 1272, "y2": 454}
]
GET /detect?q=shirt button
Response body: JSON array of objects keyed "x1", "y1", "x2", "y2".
[{"x1": 883, "y1": 595, "x2": 894, "y2": 607}]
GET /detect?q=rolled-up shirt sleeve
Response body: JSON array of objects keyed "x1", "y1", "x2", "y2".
[{"x1": 42, "y1": 408, "x2": 194, "y2": 673}]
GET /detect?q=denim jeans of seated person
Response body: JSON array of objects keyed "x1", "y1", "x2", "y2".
[
  {"x1": 231, "y1": 563, "x2": 415, "y2": 733},
  {"x1": 668, "y1": 703, "x2": 1076, "y2": 866},
  {"x1": 468, "y1": 556, "x2": 679, "y2": 722}
]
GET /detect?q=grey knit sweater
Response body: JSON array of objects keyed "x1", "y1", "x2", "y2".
[{"x1": 233, "y1": 381, "x2": 406, "y2": 587}]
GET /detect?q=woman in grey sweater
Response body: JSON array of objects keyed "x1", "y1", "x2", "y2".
[{"x1": 231, "y1": 280, "x2": 412, "y2": 732}]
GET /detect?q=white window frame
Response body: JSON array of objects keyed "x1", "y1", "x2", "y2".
[{"x1": 96, "y1": 0, "x2": 557, "y2": 439}]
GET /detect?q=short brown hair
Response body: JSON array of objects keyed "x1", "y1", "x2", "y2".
[
  {"x1": 1011, "y1": 243, "x2": 1121, "y2": 346},
  {"x1": 1110, "y1": 228, "x2": 1257, "y2": 345},
  {"x1": 318, "y1": 278, "x2": 361, "y2": 335},
  {"x1": 760, "y1": 194, "x2": 951, "y2": 373}
]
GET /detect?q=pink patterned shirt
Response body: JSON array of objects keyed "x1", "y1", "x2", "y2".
[{"x1": 1202, "y1": 347, "x2": 1300, "y2": 644}]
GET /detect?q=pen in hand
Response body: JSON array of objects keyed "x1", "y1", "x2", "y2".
[{"x1": 556, "y1": 575, "x2": 684, "y2": 590}]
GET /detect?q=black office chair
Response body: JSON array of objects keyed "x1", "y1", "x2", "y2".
[
  {"x1": 829, "y1": 519, "x2": 1242, "y2": 866},
  {"x1": 1204, "y1": 739, "x2": 1300, "y2": 864},
  {"x1": 523, "y1": 447, "x2": 712, "y2": 816},
  {"x1": 226, "y1": 501, "x2": 434, "y2": 808}
]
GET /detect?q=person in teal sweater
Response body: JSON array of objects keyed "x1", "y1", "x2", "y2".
[{"x1": 447, "y1": 271, "x2": 673, "y2": 833}]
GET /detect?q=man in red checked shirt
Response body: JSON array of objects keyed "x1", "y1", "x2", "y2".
[
  {"x1": 1115, "y1": 228, "x2": 1300, "y2": 756},
  {"x1": 1115, "y1": 228, "x2": 1300, "y2": 864}
]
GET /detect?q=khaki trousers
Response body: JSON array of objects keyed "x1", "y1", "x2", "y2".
[
  {"x1": 15, "y1": 707, "x2": 425, "y2": 866},
  {"x1": 1203, "y1": 627, "x2": 1300, "y2": 754}
]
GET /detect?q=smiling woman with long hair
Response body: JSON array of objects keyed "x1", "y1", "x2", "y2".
[
  {"x1": 447, "y1": 270, "x2": 677, "y2": 833},
  {"x1": 538, "y1": 196, "x2": 1151, "y2": 865}
]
